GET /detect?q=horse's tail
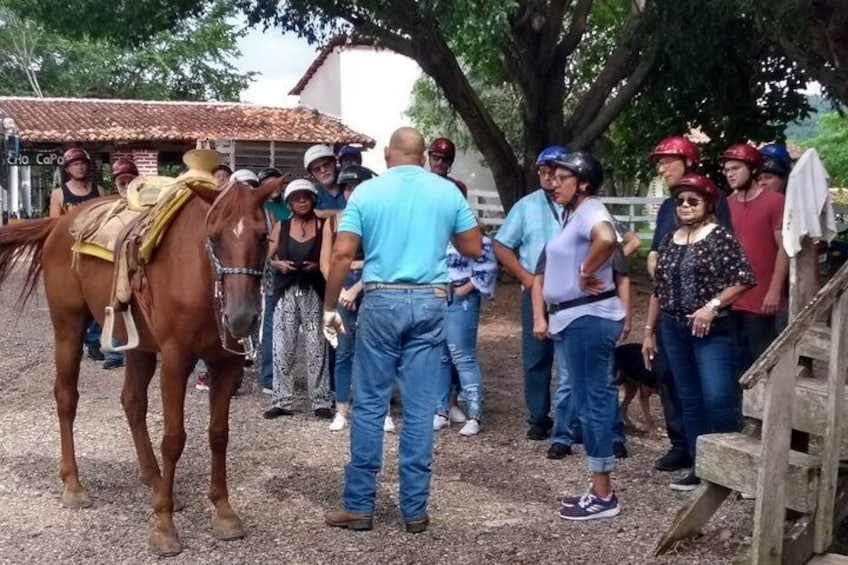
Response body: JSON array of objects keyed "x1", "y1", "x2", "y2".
[{"x1": 0, "y1": 218, "x2": 58, "y2": 307}]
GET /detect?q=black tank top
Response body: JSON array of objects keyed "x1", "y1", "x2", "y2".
[{"x1": 61, "y1": 182, "x2": 98, "y2": 212}]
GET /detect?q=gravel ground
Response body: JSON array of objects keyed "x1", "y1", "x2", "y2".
[{"x1": 0, "y1": 269, "x2": 754, "y2": 565}]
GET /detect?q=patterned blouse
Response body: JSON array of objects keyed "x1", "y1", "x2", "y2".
[
  {"x1": 653, "y1": 224, "x2": 756, "y2": 320},
  {"x1": 446, "y1": 235, "x2": 498, "y2": 299}
]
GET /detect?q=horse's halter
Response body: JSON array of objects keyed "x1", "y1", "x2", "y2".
[{"x1": 203, "y1": 182, "x2": 265, "y2": 357}]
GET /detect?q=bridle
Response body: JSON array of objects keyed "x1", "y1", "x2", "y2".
[{"x1": 204, "y1": 182, "x2": 265, "y2": 357}]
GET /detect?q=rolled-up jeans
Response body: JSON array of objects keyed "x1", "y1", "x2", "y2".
[
  {"x1": 436, "y1": 292, "x2": 483, "y2": 420},
  {"x1": 555, "y1": 315, "x2": 623, "y2": 473},
  {"x1": 344, "y1": 288, "x2": 446, "y2": 521},
  {"x1": 660, "y1": 314, "x2": 742, "y2": 461}
]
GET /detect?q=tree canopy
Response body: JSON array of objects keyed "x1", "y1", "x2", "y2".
[{"x1": 0, "y1": 0, "x2": 252, "y2": 101}]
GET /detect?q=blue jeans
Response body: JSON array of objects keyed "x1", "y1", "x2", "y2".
[
  {"x1": 334, "y1": 305, "x2": 359, "y2": 404},
  {"x1": 260, "y1": 292, "x2": 276, "y2": 390},
  {"x1": 654, "y1": 331, "x2": 688, "y2": 452},
  {"x1": 436, "y1": 292, "x2": 483, "y2": 420},
  {"x1": 660, "y1": 315, "x2": 742, "y2": 460},
  {"x1": 84, "y1": 320, "x2": 101, "y2": 349},
  {"x1": 344, "y1": 289, "x2": 446, "y2": 520},
  {"x1": 552, "y1": 350, "x2": 625, "y2": 446},
  {"x1": 105, "y1": 338, "x2": 123, "y2": 363},
  {"x1": 520, "y1": 290, "x2": 554, "y2": 428},
  {"x1": 556, "y1": 316, "x2": 623, "y2": 473}
]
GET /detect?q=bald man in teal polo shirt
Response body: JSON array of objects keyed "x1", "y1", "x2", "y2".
[{"x1": 323, "y1": 127, "x2": 482, "y2": 534}]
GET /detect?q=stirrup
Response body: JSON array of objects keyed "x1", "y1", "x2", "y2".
[{"x1": 100, "y1": 305, "x2": 141, "y2": 352}]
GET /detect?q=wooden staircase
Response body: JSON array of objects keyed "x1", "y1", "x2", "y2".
[{"x1": 655, "y1": 256, "x2": 848, "y2": 565}]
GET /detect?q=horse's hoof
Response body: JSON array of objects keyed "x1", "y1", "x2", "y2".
[
  {"x1": 149, "y1": 527, "x2": 182, "y2": 557},
  {"x1": 61, "y1": 488, "x2": 92, "y2": 509},
  {"x1": 212, "y1": 514, "x2": 245, "y2": 541}
]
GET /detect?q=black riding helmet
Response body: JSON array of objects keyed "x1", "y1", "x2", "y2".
[
  {"x1": 550, "y1": 151, "x2": 604, "y2": 194},
  {"x1": 257, "y1": 167, "x2": 283, "y2": 184},
  {"x1": 337, "y1": 165, "x2": 376, "y2": 188}
]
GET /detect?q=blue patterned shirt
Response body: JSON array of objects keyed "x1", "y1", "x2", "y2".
[
  {"x1": 494, "y1": 188, "x2": 563, "y2": 272},
  {"x1": 446, "y1": 235, "x2": 498, "y2": 299}
]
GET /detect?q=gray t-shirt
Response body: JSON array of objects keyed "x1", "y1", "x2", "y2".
[{"x1": 536, "y1": 198, "x2": 626, "y2": 335}]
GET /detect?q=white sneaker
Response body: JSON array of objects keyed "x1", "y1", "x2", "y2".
[
  {"x1": 261, "y1": 387, "x2": 273, "y2": 395},
  {"x1": 449, "y1": 406, "x2": 467, "y2": 424},
  {"x1": 459, "y1": 419, "x2": 480, "y2": 436},
  {"x1": 329, "y1": 413, "x2": 347, "y2": 431},
  {"x1": 433, "y1": 414, "x2": 450, "y2": 431},
  {"x1": 383, "y1": 415, "x2": 396, "y2": 433}
]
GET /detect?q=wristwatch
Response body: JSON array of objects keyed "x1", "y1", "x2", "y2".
[{"x1": 707, "y1": 298, "x2": 722, "y2": 312}]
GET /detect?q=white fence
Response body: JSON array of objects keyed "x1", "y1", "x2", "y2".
[{"x1": 468, "y1": 188, "x2": 664, "y2": 239}]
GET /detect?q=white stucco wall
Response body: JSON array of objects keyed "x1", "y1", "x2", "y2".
[
  {"x1": 336, "y1": 46, "x2": 421, "y2": 173},
  {"x1": 298, "y1": 50, "x2": 342, "y2": 119},
  {"x1": 296, "y1": 45, "x2": 497, "y2": 196}
]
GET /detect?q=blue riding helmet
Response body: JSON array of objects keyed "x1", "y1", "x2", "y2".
[
  {"x1": 338, "y1": 145, "x2": 363, "y2": 164},
  {"x1": 536, "y1": 145, "x2": 570, "y2": 166},
  {"x1": 759, "y1": 143, "x2": 791, "y2": 169}
]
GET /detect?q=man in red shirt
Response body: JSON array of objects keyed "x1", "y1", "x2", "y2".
[{"x1": 722, "y1": 143, "x2": 788, "y2": 370}]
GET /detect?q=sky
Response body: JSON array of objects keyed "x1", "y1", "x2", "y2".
[{"x1": 234, "y1": 26, "x2": 317, "y2": 107}]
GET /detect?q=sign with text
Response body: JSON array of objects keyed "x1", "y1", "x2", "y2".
[{"x1": 1, "y1": 150, "x2": 64, "y2": 166}]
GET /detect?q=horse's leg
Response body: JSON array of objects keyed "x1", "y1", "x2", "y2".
[
  {"x1": 207, "y1": 356, "x2": 246, "y2": 541},
  {"x1": 53, "y1": 315, "x2": 90, "y2": 509},
  {"x1": 120, "y1": 350, "x2": 160, "y2": 487},
  {"x1": 148, "y1": 348, "x2": 192, "y2": 557}
]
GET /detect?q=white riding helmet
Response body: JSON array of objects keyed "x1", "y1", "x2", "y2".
[
  {"x1": 303, "y1": 144, "x2": 336, "y2": 170},
  {"x1": 230, "y1": 169, "x2": 259, "y2": 188},
  {"x1": 284, "y1": 179, "x2": 319, "y2": 202}
]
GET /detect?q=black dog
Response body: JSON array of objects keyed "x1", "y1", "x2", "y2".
[{"x1": 614, "y1": 343, "x2": 663, "y2": 438}]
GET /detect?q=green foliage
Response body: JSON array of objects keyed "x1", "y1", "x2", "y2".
[
  {"x1": 0, "y1": 1, "x2": 253, "y2": 100},
  {"x1": 799, "y1": 112, "x2": 848, "y2": 187}
]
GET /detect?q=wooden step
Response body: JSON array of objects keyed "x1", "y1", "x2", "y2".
[
  {"x1": 798, "y1": 323, "x2": 831, "y2": 362},
  {"x1": 696, "y1": 432, "x2": 821, "y2": 513},
  {"x1": 743, "y1": 376, "x2": 847, "y2": 436},
  {"x1": 807, "y1": 553, "x2": 848, "y2": 564}
]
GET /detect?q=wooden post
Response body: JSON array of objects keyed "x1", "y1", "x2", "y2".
[
  {"x1": 750, "y1": 349, "x2": 798, "y2": 564},
  {"x1": 654, "y1": 482, "x2": 732, "y2": 555},
  {"x1": 813, "y1": 291, "x2": 848, "y2": 552},
  {"x1": 790, "y1": 236, "x2": 822, "y2": 319}
]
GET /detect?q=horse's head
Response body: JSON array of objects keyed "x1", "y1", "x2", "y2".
[{"x1": 190, "y1": 177, "x2": 286, "y2": 340}]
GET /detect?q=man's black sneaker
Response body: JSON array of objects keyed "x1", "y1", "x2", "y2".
[
  {"x1": 546, "y1": 443, "x2": 572, "y2": 459},
  {"x1": 669, "y1": 472, "x2": 701, "y2": 492},
  {"x1": 102, "y1": 358, "x2": 123, "y2": 370},
  {"x1": 526, "y1": 425, "x2": 550, "y2": 441},
  {"x1": 654, "y1": 448, "x2": 692, "y2": 472},
  {"x1": 87, "y1": 345, "x2": 105, "y2": 361},
  {"x1": 613, "y1": 442, "x2": 628, "y2": 459}
]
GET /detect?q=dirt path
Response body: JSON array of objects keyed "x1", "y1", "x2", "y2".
[{"x1": 0, "y1": 271, "x2": 752, "y2": 564}]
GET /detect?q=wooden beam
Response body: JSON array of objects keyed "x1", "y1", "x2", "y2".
[
  {"x1": 654, "y1": 481, "x2": 732, "y2": 556},
  {"x1": 790, "y1": 237, "x2": 822, "y2": 319},
  {"x1": 814, "y1": 292, "x2": 848, "y2": 552},
  {"x1": 740, "y1": 260, "x2": 848, "y2": 389},
  {"x1": 751, "y1": 349, "x2": 799, "y2": 564}
]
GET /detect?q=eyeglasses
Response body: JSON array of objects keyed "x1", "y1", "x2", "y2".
[
  {"x1": 554, "y1": 172, "x2": 575, "y2": 183},
  {"x1": 429, "y1": 154, "x2": 451, "y2": 164},
  {"x1": 675, "y1": 196, "x2": 704, "y2": 207}
]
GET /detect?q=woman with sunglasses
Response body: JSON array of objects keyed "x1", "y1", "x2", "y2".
[{"x1": 642, "y1": 174, "x2": 755, "y2": 492}]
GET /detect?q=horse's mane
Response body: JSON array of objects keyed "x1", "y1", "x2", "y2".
[{"x1": 0, "y1": 218, "x2": 56, "y2": 308}]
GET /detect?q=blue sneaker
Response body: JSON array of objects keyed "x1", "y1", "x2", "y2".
[{"x1": 558, "y1": 490, "x2": 620, "y2": 521}]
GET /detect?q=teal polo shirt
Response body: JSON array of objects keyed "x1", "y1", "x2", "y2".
[
  {"x1": 339, "y1": 165, "x2": 477, "y2": 285},
  {"x1": 263, "y1": 200, "x2": 291, "y2": 222}
]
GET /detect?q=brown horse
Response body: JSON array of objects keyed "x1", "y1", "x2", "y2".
[{"x1": 0, "y1": 177, "x2": 283, "y2": 556}]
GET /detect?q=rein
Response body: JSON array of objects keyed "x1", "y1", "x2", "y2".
[{"x1": 204, "y1": 183, "x2": 264, "y2": 357}]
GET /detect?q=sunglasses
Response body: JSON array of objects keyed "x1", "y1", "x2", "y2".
[{"x1": 675, "y1": 196, "x2": 704, "y2": 207}]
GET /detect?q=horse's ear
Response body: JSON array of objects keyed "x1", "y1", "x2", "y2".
[
  {"x1": 254, "y1": 174, "x2": 290, "y2": 202},
  {"x1": 187, "y1": 181, "x2": 222, "y2": 205}
]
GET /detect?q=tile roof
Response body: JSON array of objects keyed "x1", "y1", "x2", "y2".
[{"x1": 0, "y1": 96, "x2": 375, "y2": 146}]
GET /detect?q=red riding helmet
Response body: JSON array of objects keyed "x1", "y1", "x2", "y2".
[
  {"x1": 670, "y1": 174, "x2": 720, "y2": 207},
  {"x1": 649, "y1": 136, "x2": 700, "y2": 166},
  {"x1": 720, "y1": 143, "x2": 763, "y2": 169},
  {"x1": 63, "y1": 147, "x2": 91, "y2": 166},
  {"x1": 112, "y1": 158, "x2": 138, "y2": 179},
  {"x1": 428, "y1": 137, "x2": 456, "y2": 162}
]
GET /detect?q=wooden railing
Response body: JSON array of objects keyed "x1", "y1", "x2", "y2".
[{"x1": 467, "y1": 187, "x2": 664, "y2": 238}]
